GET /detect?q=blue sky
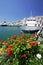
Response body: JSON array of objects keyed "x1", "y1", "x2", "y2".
[{"x1": 0, "y1": 0, "x2": 43, "y2": 22}]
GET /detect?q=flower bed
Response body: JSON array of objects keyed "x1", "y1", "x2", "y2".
[{"x1": 0, "y1": 33, "x2": 43, "y2": 65}]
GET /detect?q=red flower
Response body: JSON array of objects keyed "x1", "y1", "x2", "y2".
[
  {"x1": 0, "y1": 40, "x2": 2, "y2": 43},
  {"x1": 7, "y1": 38, "x2": 11, "y2": 41},
  {"x1": 12, "y1": 35, "x2": 16, "y2": 39},
  {"x1": 7, "y1": 51, "x2": 12, "y2": 56},
  {"x1": 4, "y1": 40, "x2": 8, "y2": 44},
  {"x1": 21, "y1": 54, "x2": 27, "y2": 58},
  {"x1": 30, "y1": 41, "x2": 38, "y2": 47},
  {"x1": 27, "y1": 38, "x2": 31, "y2": 42},
  {"x1": 8, "y1": 44, "x2": 12, "y2": 48},
  {"x1": 7, "y1": 44, "x2": 12, "y2": 56},
  {"x1": 30, "y1": 42, "x2": 33, "y2": 47}
]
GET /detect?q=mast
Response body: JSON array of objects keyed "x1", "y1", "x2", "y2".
[{"x1": 30, "y1": 10, "x2": 32, "y2": 17}]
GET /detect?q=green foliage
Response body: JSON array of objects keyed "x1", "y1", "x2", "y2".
[{"x1": 0, "y1": 33, "x2": 43, "y2": 65}]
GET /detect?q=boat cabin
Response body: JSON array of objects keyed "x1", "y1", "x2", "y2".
[{"x1": 26, "y1": 17, "x2": 38, "y2": 26}]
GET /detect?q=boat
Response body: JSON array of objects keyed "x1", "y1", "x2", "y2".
[
  {"x1": 21, "y1": 16, "x2": 42, "y2": 33},
  {"x1": 1, "y1": 24, "x2": 8, "y2": 26},
  {"x1": 1, "y1": 21, "x2": 8, "y2": 26}
]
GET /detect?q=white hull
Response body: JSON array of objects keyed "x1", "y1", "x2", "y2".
[{"x1": 21, "y1": 26, "x2": 42, "y2": 31}]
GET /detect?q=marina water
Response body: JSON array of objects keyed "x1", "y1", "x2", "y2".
[{"x1": 0, "y1": 26, "x2": 21, "y2": 41}]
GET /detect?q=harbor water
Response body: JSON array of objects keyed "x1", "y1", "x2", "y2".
[
  {"x1": 0, "y1": 26, "x2": 21, "y2": 41},
  {"x1": 0, "y1": 26, "x2": 43, "y2": 41}
]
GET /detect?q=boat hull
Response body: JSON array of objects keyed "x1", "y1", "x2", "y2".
[
  {"x1": 21, "y1": 26, "x2": 42, "y2": 33},
  {"x1": 22, "y1": 30, "x2": 39, "y2": 33},
  {"x1": 1, "y1": 25, "x2": 8, "y2": 26}
]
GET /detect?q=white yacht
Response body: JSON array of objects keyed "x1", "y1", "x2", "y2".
[{"x1": 21, "y1": 16, "x2": 42, "y2": 33}]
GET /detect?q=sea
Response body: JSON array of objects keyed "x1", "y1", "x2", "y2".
[{"x1": 0, "y1": 26, "x2": 21, "y2": 41}]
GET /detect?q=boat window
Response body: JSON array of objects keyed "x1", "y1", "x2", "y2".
[
  {"x1": 35, "y1": 24, "x2": 37, "y2": 26},
  {"x1": 38, "y1": 24, "x2": 40, "y2": 26},
  {"x1": 32, "y1": 19, "x2": 36, "y2": 21},
  {"x1": 28, "y1": 19, "x2": 36, "y2": 21},
  {"x1": 26, "y1": 24, "x2": 27, "y2": 26}
]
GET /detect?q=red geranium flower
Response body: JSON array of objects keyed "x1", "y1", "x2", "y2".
[
  {"x1": 7, "y1": 38, "x2": 11, "y2": 41},
  {"x1": 27, "y1": 38, "x2": 31, "y2": 42},
  {"x1": 7, "y1": 44, "x2": 12, "y2": 51},
  {"x1": 12, "y1": 35, "x2": 16, "y2": 39},
  {"x1": 0, "y1": 40, "x2": 2, "y2": 43},
  {"x1": 30, "y1": 41, "x2": 38, "y2": 47},
  {"x1": 21, "y1": 54, "x2": 27, "y2": 58},
  {"x1": 7, "y1": 51, "x2": 12, "y2": 56},
  {"x1": 30, "y1": 42, "x2": 33, "y2": 47},
  {"x1": 7, "y1": 44, "x2": 12, "y2": 56},
  {"x1": 8, "y1": 44, "x2": 12, "y2": 49},
  {"x1": 4, "y1": 40, "x2": 8, "y2": 44}
]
